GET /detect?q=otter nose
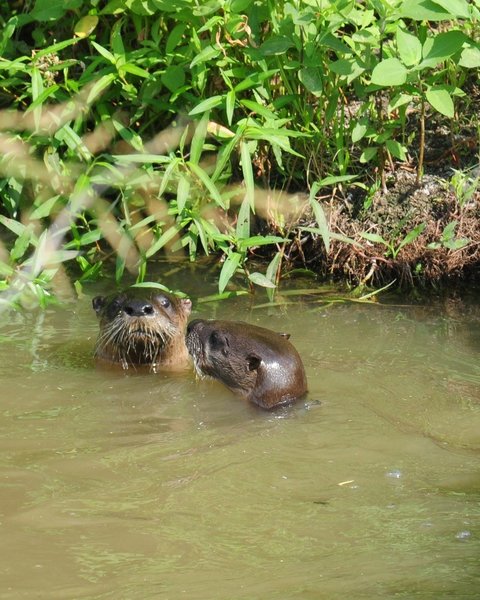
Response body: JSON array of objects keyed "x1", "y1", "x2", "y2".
[{"x1": 123, "y1": 299, "x2": 155, "y2": 317}]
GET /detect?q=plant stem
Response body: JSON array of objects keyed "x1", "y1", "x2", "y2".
[{"x1": 417, "y1": 90, "x2": 426, "y2": 186}]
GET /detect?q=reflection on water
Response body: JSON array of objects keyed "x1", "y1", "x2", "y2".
[{"x1": 0, "y1": 285, "x2": 479, "y2": 599}]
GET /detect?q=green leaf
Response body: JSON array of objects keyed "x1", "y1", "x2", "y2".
[
  {"x1": 459, "y1": 45, "x2": 480, "y2": 68},
  {"x1": 10, "y1": 229, "x2": 32, "y2": 261},
  {"x1": 74, "y1": 15, "x2": 99, "y2": 38},
  {"x1": 240, "y1": 140, "x2": 255, "y2": 211},
  {"x1": 187, "y1": 162, "x2": 226, "y2": 209},
  {"x1": 26, "y1": 84, "x2": 60, "y2": 112},
  {"x1": 236, "y1": 195, "x2": 251, "y2": 240},
  {"x1": 161, "y1": 65, "x2": 185, "y2": 92},
  {"x1": 432, "y1": 0, "x2": 470, "y2": 18},
  {"x1": 240, "y1": 99, "x2": 276, "y2": 120},
  {"x1": 400, "y1": 0, "x2": 451, "y2": 20},
  {"x1": 371, "y1": 58, "x2": 407, "y2": 86},
  {"x1": 396, "y1": 28, "x2": 422, "y2": 66},
  {"x1": 219, "y1": 252, "x2": 242, "y2": 293},
  {"x1": 396, "y1": 223, "x2": 426, "y2": 254},
  {"x1": 360, "y1": 147, "x2": 378, "y2": 163},
  {"x1": 119, "y1": 63, "x2": 150, "y2": 78},
  {"x1": 190, "y1": 45, "x2": 220, "y2": 68},
  {"x1": 310, "y1": 199, "x2": 331, "y2": 254},
  {"x1": 441, "y1": 220, "x2": 457, "y2": 241},
  {"x1": 176, "y1": 174, "x2": 190, "y2": 213},
  {"x1": 385, "y1": 139, "x2": 407, "y2": 161},
  {"x1": 425, "y1": 87, "x2": 454, "y2": 117},
  {"x1": 317, "y1": 175, "x2": 357, "y2": 186},
  {"x1": 248, "y1": 272, "x2": 276, "y2": 288},
  {"x1": 146, "y1": 225, "x2": 181, "y2": 258},
  {"x1": 34, "y1": 38, "x2": 78, "y2": 59},
  {"x1": 91, "y1": 41, "x2": 116, "y2": 64},
  {"x1": 237, "y1": 235, "x2": 285, "y2": 251},
  {"x1": 420, "y1": 31, "x2": 468, "y2": 68},
  {"x1": 226, "y1": 89, "x2": 236, "y2": 126},
  {"x1": 298, "y1": 67, "x2": 323, "y2": 96},
  {"x1": 0, "y1": 215, "x2": 28, "y2": 238},
  {"x1": 360, "y1": 232, "x2": 388, "y2": 245},
  {"x1": 190, "y1": 112, "x2": 209, "y2": 165},
  {"x1": 189, "y1": 96, "x2": 223, "y2": 116},
  {"x1": 352, "y1": 121, "x2": 368, "y2": 143},
  {"x1": 30, "y1": 196, "x2": 60, "y2": 219},
  {"x1": 86, "y1": 73, "x2": 116, "y2": 104},
  {"x1": 259, "y1": 36, "x2": 293, "y2": 56},
  {"x1": 166, "y1": 24, "x2": 187, "y2": 53},
  {"x1": 30, "y1": 0, "x2": 82, "y2": 21}
]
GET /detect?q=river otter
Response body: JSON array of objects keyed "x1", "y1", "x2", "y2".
[
  {"x1": 92, "y1": 288, "x2": 191, "y2": 371},
  {"x1": 185, "y1": 319, "x2": 308, "y2": 409}
]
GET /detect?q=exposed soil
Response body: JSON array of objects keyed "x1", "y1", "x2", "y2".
[{"x1": 288, "y1": 167, "x2": 480, "y2": 289}]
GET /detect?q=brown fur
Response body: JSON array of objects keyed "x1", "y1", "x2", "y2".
[
  {"x1": 92, "y1": 288, "x2": 191, "y2": 371},
  {"x1": 186, "y1": 319, "x2": 307, "y2": 409}
]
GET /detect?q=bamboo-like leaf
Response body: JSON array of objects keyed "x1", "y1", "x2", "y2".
[
  {"x1": 240, "y1": 140, "x2": 255, "y2": 210},
  {"x1": 146, "y1": 225, "x2": 181, "y2": 258},
  {"x1": 248, "y1": 272, "x2": 277, "y2": 288},
  {"x1": 189, "y1": 96, "x2": 223, "y2": 116},
  {"x1": 236, "y1": 195, "x2": 251, "y2": 240},
  {"x1": 91, "y1": 41, "x2": 116, "y2": 63},
  {"x1": 187, "y1": 161, "x2": 225, "y2": 208},
  {"x1": 310, "y1": 199, "x2": 331, "y2": 254},
  {"x1": 190, "y1": 112, "x2": 209, "y2": 165},
  {"x1": 219, "y1": 251, "x2": 242, "y2": 293}
]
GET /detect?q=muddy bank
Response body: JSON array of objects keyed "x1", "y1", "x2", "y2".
[{"x1": 287, "y1": 169, "x2": 480, "y2": 288}]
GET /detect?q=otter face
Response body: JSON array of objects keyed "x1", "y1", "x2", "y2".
[
  {"x1": 93, "y1": 289, "x2": 191, "y2": 369},
  {"x1": 186, "y1": 319, "x2": 259, "y2": 394}
]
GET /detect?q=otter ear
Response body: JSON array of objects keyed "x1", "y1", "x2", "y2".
[
  {"x1": 279, "y1": 332, "x2": 291, "y2": 340},
  {"x1": 92, "y1": 296, "x2": 106, "y2": 314},
  {"x1": 182, "y1": 298, "x2": 192, "y2": 315},
  {"x1": 247, "y1": 353, "x2": 261, "y2": 371}
]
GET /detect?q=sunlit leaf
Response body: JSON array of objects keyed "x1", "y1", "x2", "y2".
[
  {"x1": 248, "y1": 272, "x2": 277, "y2": 288},
  {"x1": 425, "y1": 87, "x2": 454, "y2": 117},
  {"x1": 74, "y1": 15, "x2": 99, "y2": 38},
  {"x1": 219, "y1": 252, "x2": 242, "y2": 293},
  {"x1": 371, "y1": 58, "x2": 407, "y2": 86}
]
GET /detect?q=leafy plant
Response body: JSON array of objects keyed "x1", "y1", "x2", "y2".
[{"x1": 360, "y1": 223, "x2": 426, "y2": 259}]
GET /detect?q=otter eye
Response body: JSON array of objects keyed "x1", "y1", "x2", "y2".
[{"x1": 158, "y1": 296, "x2": 171, "y2": 308}]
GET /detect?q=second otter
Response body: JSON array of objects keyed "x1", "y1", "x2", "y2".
[
  {"x1": 92, "y1": 288, "x2": 191, "y2": 371},
  {"x1": 186, "y1": 319, "x2": 308, "y2": 409}
]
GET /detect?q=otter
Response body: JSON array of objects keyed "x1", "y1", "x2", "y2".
[
  {"x1": 92, "y1": 288, "x2": 191, "y2": 371},
  {"x1": 185, "y1": 319, "x2": 308, "y2": 409}
]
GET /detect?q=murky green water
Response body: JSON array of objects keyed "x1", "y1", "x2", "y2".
[{"x1": 1, "y1": 279, "x2": 479, "y2": 599}]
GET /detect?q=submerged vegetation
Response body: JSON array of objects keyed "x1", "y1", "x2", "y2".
[{"x1": 0, "y1": 0, "x2": 479, "y2": 308}]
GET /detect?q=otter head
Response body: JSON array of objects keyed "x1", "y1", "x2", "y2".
[
  {"x1": 186, "y1": 319, "x2": 258, "y2": 394},
  {"x1": 185, "y1": 319, "x2": 307, "y2": 409},
  {"x1": 92, "y1": 288, "x2": 192, "y2": 370}
]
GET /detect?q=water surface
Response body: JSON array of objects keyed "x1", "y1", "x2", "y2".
[{"x1": 1, "y1": 285, "x2": 479, "y2": 599}]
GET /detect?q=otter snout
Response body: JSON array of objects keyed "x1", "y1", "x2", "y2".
[{"x1": 123, "y1": 298, "x2": 155, "y2": 317}]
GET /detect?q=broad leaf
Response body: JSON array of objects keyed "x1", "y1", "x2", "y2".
[
  {"x1": 371, "y1": 58, "x2": 407, "y2": 86},
  {"x1": 425, "y1": 87, "x2": 454, "y2": 117}
]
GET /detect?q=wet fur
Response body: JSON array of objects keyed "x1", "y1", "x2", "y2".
[
  {"x1": 186, "y1": 319, "x2": 307, "y2": 409},
  {"x1": 93, "y1": 290, "x2": 191, "y2": 371}
]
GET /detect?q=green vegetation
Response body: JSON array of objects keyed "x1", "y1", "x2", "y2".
[{"x1": 0, "y1": 0, "x2": 479, "y2": 307}]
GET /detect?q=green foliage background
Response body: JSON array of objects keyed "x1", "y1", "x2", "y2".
[{"x1": 0, "y1": 0, "x2": 479, "y2": 306}]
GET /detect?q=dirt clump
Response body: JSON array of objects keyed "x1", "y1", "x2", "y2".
[{"x1": 291, "y1": 169, "x2": 480, "y2": 288}]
